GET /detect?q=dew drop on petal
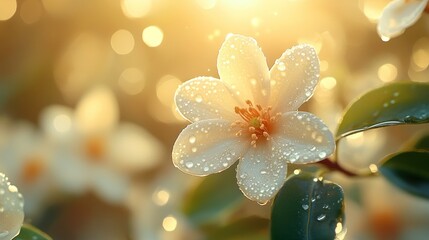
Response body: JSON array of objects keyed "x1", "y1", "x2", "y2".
[
  {"x1": 203, "y1": 166, "x2": 209, "y2": 172},
  {"x1": 318, "y1": 152, "x2": 327, "y2": 158},
  {"x1": 317, "y1": 214, "x2": 326, "y2": 221},
  {"x1": 222, "y1": 162, "x2": 228, "y2": 167},
  {"x1": 195, "y1": 95, "x2": 203, "y2": 103},
  {"x1": 188, "y1": 136, "x2": 196, "y2": 144},
  {"x1": 185, "y1": 162, "x2": 194, "y2": 168},
  {"x1": 277, "y1": 62, "x2": 286, "y2": 71},
  {"x1": 302, "y1": 204, "x2": 309, "y2": 210}
]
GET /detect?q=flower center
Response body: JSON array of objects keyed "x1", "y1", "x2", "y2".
[
  {"x1": 233, "y1": 100, "x2": 280, "y2": 147},
  {"x1": 21, "y1": 156, "x2": 45, "y2": 183},
  {"x1": 85, "y1": 136, "x2": 106, "y2": 161}
]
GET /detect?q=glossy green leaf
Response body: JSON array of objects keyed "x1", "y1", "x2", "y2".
[
  {"x1": 271, "y1": 173, "x2": 345, "y2": 240},
  {"x1": 380, "y1": 151, "x2": 429, "y2": 199},
  {"x1": 13, "y1": 224, "x2": 52, "y2": 240},
  {"x1": 336, "y1": 82, "x2": 429, "y2": 139},
  {"x1": 206, "y1": 216, "x2": 269, "y2": 240},
  {"x1": 182, "y1": 164, "x2": 243, "y2": 225}
]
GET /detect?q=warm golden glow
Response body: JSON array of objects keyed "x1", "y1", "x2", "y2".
[
  {"x1": 320, "y1": 77, "x2": 337, "y2": 90},
  {"x1": 20, "y1": 0, "x2": 43, "y2": 24},
  {"x1": 111, "y1": 29, "x2": 135, "y2": 55},
  {"x1": 142, "y1": 26, "x2": 164, "y2": 47},
  {"x1": 118, "y1": 68, "x2": 145, "y2": 95},
  {"x1": 377, "y1": 63, "x2": 397, "y2": 82},
  {"x1": 121, "y1": 0, "x2": 152, "y2": 18},
  {"x1": 156, "y1": 75, "x2": 182, "y2": 107},
  {"x1": 196, "y1": 0, "x2": 217, "y2": 9},
  {"x1": 152, "y1": 189, "x2": 170, "y2": 206},
  {"x1": 0, "y1": 0, "x2": 17, "y2": 21},
  {"x1": 162, "y1": 215, "x2": 177, "y2": 232}
]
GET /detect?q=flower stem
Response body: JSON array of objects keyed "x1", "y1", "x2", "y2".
[{"x1": 317, "y1": 158, "x2": 377, "y2": 177}]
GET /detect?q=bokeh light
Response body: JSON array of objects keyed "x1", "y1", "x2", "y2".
[
  {"x1": 111, "y1": 29, "x2": 135, "y2": 55},
  {"x1": 142, "y1": 26, "x2": 164, "y2": 47},
  {"x1": 0, "y1": 0, "x2": 17, "y2": 21},
  {"x1": 118, "y1": 68, "x2": 145, "y2": 95},
  {"x1": 121, "y1": 0, "x2": 152, "y2": 18}
]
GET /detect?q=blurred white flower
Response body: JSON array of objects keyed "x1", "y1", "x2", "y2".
[
  {"x1": 378, "y1": 0, "x2": 429, "y2": 40},
  {"x1": 173, "y1": 34, "x2": 335, "y2": 204},
  {"x1": 40, "y1": 86, "x2": 164, "y2": 204},
  {"x1": 126, "y1": 166, "x2": 200, "y2": 240},
  {"x1": 0, "y1": 119, "x2": 55, "y2": 217},
  {"x1": 0, "y1": 172, "x2": 24, "y2": 240}
]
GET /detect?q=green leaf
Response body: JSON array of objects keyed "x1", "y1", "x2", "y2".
[
  {"x1": 182, "y1": 164, "x2": 243, "y2": 225},
  {"x1": 206, "y1": 216, "x2": 269, "y2": 240},
  {"x1": 271, "y1": 173, "x2": 345, "y2": 240},
  {"x1": 13, "y1": 224, "x2": 52, "y2": 240},
  {"x1": 380, "y1": 151, "x2": 429, "y2": 199},
  {"x1": 336, "y1": 82, "x2": 429, "y2": 139}
]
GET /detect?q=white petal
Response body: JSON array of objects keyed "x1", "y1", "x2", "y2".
[
  {"x1": 175, "y1": 77, "x2": 242, "y2": 122},
  {"x1": 269, "y1": 44, "x2": 320, "y2": 113},
  {"x1": 172, "y1": 119, "x2": 249, "y2": 176},
  {"x1": 377, "y1": 0, "x2": 428, "y2": 39},
  {"x1": 90, "y1": 167, "x2": 130, "y2": 204},
  {"x1": 108, "y1": 123, "x2": 164, "y2": 172},
  {"x1": 217, "y1": 34, "x2": 270, "y2": 105},
  {"x1": 75, "y1": 86, "x2": 119, "y2": 135},
  {"x1": 0, "y1": 173, "x2": 24, "y2": 240},
  {"x1": 40, "y1": 105, "x2": 75, "y2": 140},
  {"x1": 236, "y1": 144, "x2": 288, "y2": 204},
  {"x1": 51, "y1": 151, "x2": 88, "y2": 194},
  {"x1": 272, "y1": 111, "x2": 335, "y2": 164}
]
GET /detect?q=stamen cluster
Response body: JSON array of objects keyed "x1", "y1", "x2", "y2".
[{"x1": 232, "y1": 100, "x2": 280, "y2": 147}]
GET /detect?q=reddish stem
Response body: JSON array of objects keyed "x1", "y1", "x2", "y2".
[{"x1": 317, "y1": 158, "x2": 360, "y2": 177}]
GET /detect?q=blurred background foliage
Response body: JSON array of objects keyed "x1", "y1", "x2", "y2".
[{"x1": 0, "y1": 0, "x2": 429, "y2": 239}]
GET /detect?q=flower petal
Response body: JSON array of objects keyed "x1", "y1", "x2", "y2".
[
  {"x1": 172, "y1": 119, "x2": 249, "y2": 176},
  {"x1": 269, "y1": 44, "x2": 320, "y2": 113},
  {"x1": 75, "y1": 86, "x2": 119, "y2": 135},
  {"x1": 217, "y1": 34, "x2": 270, "y2": 105},
  {"x1": 0, "y1": 173, "x2": 24, "y2": 240},
  {"x1": 90, "y1": 166, "x2": 130, "y2": 204},
  {"x1": 108, "y1": 122, "x2": 164, "y2": 172},
  {"x1": 236, "y1": 144, "x2": 288, "y2": 204},
  {"x1": 175, "y1": 77, "x2": 242, "y2": 122},
  {"x1": 377, "y1": 0, "x2": 428, "y2": 40},
  {"x1": 272, "y1": 111, "x2": 335, "y2": 164}
]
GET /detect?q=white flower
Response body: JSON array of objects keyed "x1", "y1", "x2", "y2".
[
  {"x1": 0, "y1": 172, "x2": 24, "y2": 240},
  {"x1": 378, "y1": 0, "x2": 429, "y2": 40},
  {"x1": 126, "y1": 166, "x2": 199, "y2": 240},
  {"x1": 40, "y1": 86, "x2": 164, "y2": 204},
  {"x1": 0, "y1": 119, "x2": 55, "y2": 218},
  {"x1": 172, "y1": 34, "x2": 335, "y2": 204}
]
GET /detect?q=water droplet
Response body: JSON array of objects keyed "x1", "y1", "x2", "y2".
[
  {"x1": 317, "y1": 214, "x2": 326, "y2": 221},
  {"x1": 318, "y1": 152, "x2": 327, "y2": 158},
  {"x1": 188, "y1": 136, "x2": 196, "y2": 144},
  {"x1": 195, "y1": 95, "x2": 203, "y2": 103},
  {"x1": 302, "y1": 204, "x2": 309, "y2": 210},
  {"x1": 222, "y1": 162, "x2": 228, "y2": 167},
  {"x1": 260, "y1": 170, "x2": 267, "y2": 175},
  {"x1": 203, "y1": 166, "x2": 209, "y2": 172},
  {"x1": 277, "y1": 62, "x2": 286, "y2": 71},
  {"x1": 250, "y1": 78, "x2": 257, "y2": 86},
  {"x1": 185, "y1": 162, "x2": 194, "y2": 168}
]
